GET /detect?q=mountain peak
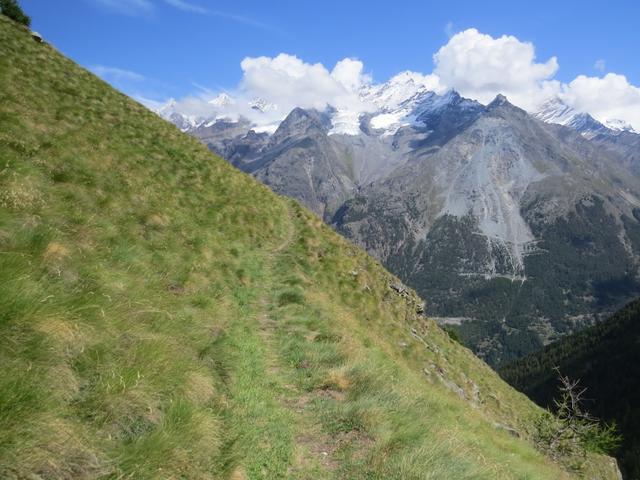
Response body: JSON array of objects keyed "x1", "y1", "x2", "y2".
[
  {"x1": 535, "y1": 97, "x2": 577, "y2": 125},
  {"x1": 208, "y1": 92, "x2": 234, "y2": 107},
  {"x1": 271, "y1": 107, "x2": 328, "y2": 142},
  {"x1": 249, "y1": 97, "x2": 277, "y2": 113},
  {"x1": 533, "y1": 99, "x2": 617, "y2": 138},
  {"x1": 566, "y1": 112, "x2": 609, "y2": 137},
  {"x1": 285, "y1": 106, "x2": 312, "y2": 120},
  {"x1": 488, "y1": 94, "x2": 510, "y2": 108},
  {"x1": 605, "y1": 118, "x2": 637, "y2": 134}
]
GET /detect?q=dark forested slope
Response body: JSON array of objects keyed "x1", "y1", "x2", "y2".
[{"x1": 501, "y1": 299, "x2": 640, "y2": 478}]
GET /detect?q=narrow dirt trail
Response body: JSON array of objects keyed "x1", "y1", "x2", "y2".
[
  {"x1": 256, "y1": 204, "x2": 296, "y2": 375},
  {"x1": 254, "y1": 204, "x2": 340, "y2": 478}
]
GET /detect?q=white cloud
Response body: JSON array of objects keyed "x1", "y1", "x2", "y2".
[
  {"x1": 147, "y1": 28, "x2": 640, "y2": 132},
  {"x1": 91, "y1": 65, "x2": 145, "y2": 82},
  {"x1": 133, "y1": 95, "x2": 165, "y2": 110},
  {"x1": 331, "y1": 58, "x2": 371, "y2": 92},
  {"x1": 162, "y1": 55, "x2": 375, "y2": 132},
  {"x1": 89, "y1": 0, "x2": 279, "y2": 32},
  {"x1": 444, "y1": 21, "x2": 455, "y2": 38},
  {"x1": 560, "y1": 73, "x2": 640, "y2": 129},
  {"x1": 162, "y1": 0, "x2": 207, "y2": 14},
  {"x1": 206, "y1": 11, "x2": 282, "y2": 33},
  {"x1": 428, "y1": 29, "x2": 640, "y2": 129},
  {"x1": 594, "y1": 59, "x2": 606, "y2": 72},
  {"x1": 238, "y1": 54, "x2": 373, "y2": 121},
  {"x1": 89, "y1": 0, "x2": 153, "y2": 16},
  {"x1": 433, "y1": 28, "x2": 560, "y2": 110}
]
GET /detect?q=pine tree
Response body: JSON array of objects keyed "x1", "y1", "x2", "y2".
[{"x1": 0, "y1": 0, "x2": 30, "y2": 27}]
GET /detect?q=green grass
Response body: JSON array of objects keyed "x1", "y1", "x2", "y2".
[{"x1": 0, "y1": 16, "x2": 620, "y2": 479}]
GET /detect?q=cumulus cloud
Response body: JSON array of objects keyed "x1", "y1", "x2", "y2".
[
  {"x1": 560, "y1": 73, "x2": 640, "y2": 129},
  {"x1": 166, "y1": 54, "x2": 376, "y2": 131},
  {"x1": 433, "y1": 28, "x2": 560, "y2": 110},
  {"x1": 428, "y1": 29, "x2": 640, "y2": 129},
  {"x1": 331, "y1": 58, "x2": 372, "y2": 92},
  {"x1": 239, "y1": 54, "x2": 370, "y2": 114},
  {"x1": 149, "y1": 28, "x2": 640, "y2": 132}
]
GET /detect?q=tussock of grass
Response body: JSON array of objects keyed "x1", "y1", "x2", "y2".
[
  {"x1": 277, "y1": 288, "x2": 305, "y2": 306},
  {"x1": 0, "y1": 16, "x2": 619, "y2": 480}
]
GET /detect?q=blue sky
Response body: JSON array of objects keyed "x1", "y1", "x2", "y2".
[
  {"x1": 21, "y1": 1, "x2": 640, "y2": 129},
  {"x1": 24, "y1": 1, "x2": 640, "y2": 97}
]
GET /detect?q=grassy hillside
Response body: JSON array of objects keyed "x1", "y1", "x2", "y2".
[
  {"x1": 500, "y1": 299, "x2": 640, "y2": 479},
  {"x1": 0, "y1": 17, "x2": 619, "y2": 479}
]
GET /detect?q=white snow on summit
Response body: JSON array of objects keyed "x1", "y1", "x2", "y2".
[
  {"x1": 154, "y1": 69, "x2": 449, "y2": 137},
  {"x1": 605, "y1": 118, "x2": 637, "y2": 133},
  {"x1": 249, "y1": 97, "x2": 277, "y2": 113},
  {"x1": 535, "y1": 97, "x2": 638, "y2": 136},
  {"x1": 208, "y1": 93, "x2": 234, "y2": 108},
  {"x1": 156, "y1": 98, "x2": 201, "y2": 131},
  {"x1": 361, "y1": 71, "x2": 441, "y2": 111},
  {"x1": 328, "y1": 108, "x2": 363, "y2": 135},
  {"x1": 534, "y1": 98, "x2": 578, "y2": 126},
  {"x1": 329, "y1": 72, "x2": 438, "y2": 135},
  {"x1": 159, "y1": 75, "x2": 640, "y2": 142}
]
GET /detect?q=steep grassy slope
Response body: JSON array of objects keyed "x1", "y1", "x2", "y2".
[
  {"x1": 0, "y1": 18, "x2": 619, "y2": 479},
  {"x1": 500, "y1": 299, "x2": 640, "y2": 479}
]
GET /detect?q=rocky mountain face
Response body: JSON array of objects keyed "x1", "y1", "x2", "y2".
[
  {"x1": 158, "y1": 80, "x2": 640, "y2": 366},
  {"x1": 334, "y1": 97, "x2": 640, "y2": 364}
]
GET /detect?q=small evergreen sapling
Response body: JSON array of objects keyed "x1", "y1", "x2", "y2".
[
  {"x1": 0, "y1": 0, "x2": 30, "y2": 27},
  {"x1": 533, "y1": 368, "x2": 621, "y2": 466}
]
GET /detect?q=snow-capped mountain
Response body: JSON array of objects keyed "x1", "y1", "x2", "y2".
[
  {"x1": 156, "y1": 73, "x2": 461, "y2": 138},
  {"x1": 534, "y1": 98, "x2": 577, "y2": 125},
  {"x1": 367, "y1": 88, "x2": 481, "y2": 135},
  {"x1": 535, "y1": 97, "x2": 638, "y2": 136},
  {"x1": 605, "y1": 118, "x2": 637, "y2": 133},
  {"x1": 208, "y1": 92, "x2": 234, "y2": 108},
  {"x1": 249, "y1": 97, "x2": 277, "y2": 113},
  {"x1": 361, "y1": 71, "x2": 434, "y2": 109},
  {"x1": 157, "y1": 93, "x2": 239, "y2": 131},
  {"x1": 156, "y1": 98, "x2": 201, "y2": 131},
  {"x1": 158, "y1": 81, "x2": 638, "y2": 143}
]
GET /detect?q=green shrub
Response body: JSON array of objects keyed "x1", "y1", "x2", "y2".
[
  {"x1": 0, "y1": 0, "x2": 30, "y2": 27},
  {"x1": 443, "y1": 326, "x2": 462, "y2": 344},
  {"x1": 582, "y1": 421, "x2": 621, "y2": 455}
]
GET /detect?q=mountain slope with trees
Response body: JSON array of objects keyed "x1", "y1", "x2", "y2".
[{"x1": 500, "y1": 299, "x2": 640, "y2": 479}]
